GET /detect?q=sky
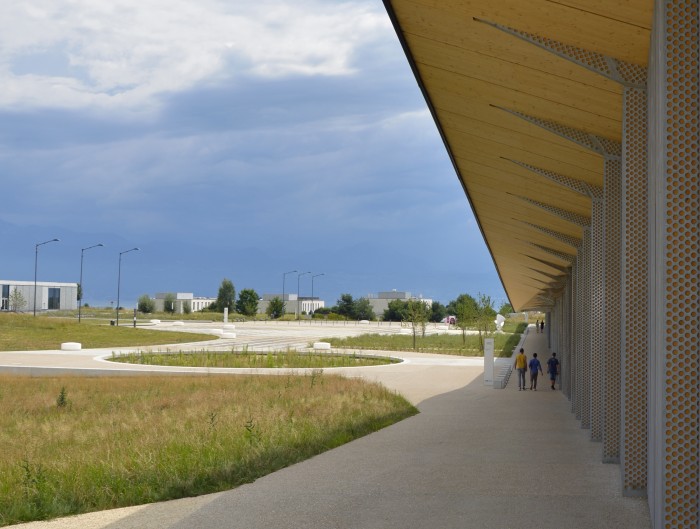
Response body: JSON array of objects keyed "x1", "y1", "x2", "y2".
[{"x1": 0, "y1": 0, "x2": 507, "y2": 309}]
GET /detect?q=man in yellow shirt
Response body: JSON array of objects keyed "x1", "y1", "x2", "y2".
[{"x1": 514, "y1": 348, "x2": 528, "y2": 391}]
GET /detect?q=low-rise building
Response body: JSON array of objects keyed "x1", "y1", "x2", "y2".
[
  {"x1": 0, "y1": 280, "x2": 78, "y2": 312},
  {"x1": 153, "y1": 292, "x2": 215, "y2": 313},
  {"x1": 258, "y1": 293, "x2": 325, "y2": 316},
  {"x1": 362, "y1": 290, "x2": 432, "y2": 317}
]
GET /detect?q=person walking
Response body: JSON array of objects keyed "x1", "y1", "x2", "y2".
[
  {"x1": 540, "y1": 320, "x2": 544, "y2": 333},
  {"x1": 514, "y1": 348, "x2": 528, "y2": 391},
  {"x1": 535, "y1": 319, "x2": 539, "y2": 333},
  {"x1": 528, "y1": 352, "x2": 544, "y2": 390},
  {"x1": 547, "y1": 352, "x2": 560, "y2": 390}
]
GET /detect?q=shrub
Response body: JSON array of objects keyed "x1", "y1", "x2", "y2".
[{"x1": 137, "y1": 295, "x2": 155, "y2": 314}]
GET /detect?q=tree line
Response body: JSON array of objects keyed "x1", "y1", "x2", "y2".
[
  {"x1": 136, "y1": 279, "x2": 515, "y2": 340},
  {"x1": 137, "y1": 279, "x2": 261, "y2": 317}
]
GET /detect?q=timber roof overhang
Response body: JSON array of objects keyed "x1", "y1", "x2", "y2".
[{"x1": 382, "y1": 0, "x2": 652, "y2": 311}]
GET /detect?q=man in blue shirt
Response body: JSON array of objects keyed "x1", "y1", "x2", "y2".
[
  {"x1": 528, "y1": 352, "x2": 543, "y2": 390},
  {"x1": 547, "y1": 352, "x2": 560, "y2": 390}
]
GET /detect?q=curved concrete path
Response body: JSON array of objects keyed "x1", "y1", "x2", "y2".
[{"x1": 8, "y1": 322, "x2": 651, "y2": 529}]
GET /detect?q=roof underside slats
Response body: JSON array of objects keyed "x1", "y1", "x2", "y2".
[{"x1": 384, "y1": 0, "x2": 652, "y2": 310}]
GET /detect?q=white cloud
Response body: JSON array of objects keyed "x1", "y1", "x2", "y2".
[{"x1": 0, "y1": 0, "x2": 390, "y2": 112}]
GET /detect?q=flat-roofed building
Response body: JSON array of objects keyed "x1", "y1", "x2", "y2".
[{"x1": 0, "y1": 280, "x2": 78, "y2": 312}]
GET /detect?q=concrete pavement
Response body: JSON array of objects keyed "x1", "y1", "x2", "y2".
[{"x1": 10, "y1": 322, "x2": 651, "y2": 529}]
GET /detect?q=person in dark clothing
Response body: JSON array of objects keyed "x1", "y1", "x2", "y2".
[{"x1": 547, "y1": 352, "x2": 560, "y2": 390}]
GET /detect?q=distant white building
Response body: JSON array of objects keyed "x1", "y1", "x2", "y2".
[
  {"x1": 0, "y1": 280, "x2": 78, "y2": 312},
  {"x1": 258, "y1": 293, "x2": 325, "y2": 316},
  {"x1": 153, "y1": 292, "x2": 215, "y2": 313},
  {"x1": 362, "y1": 290, "x2": 433, "y2": 317}
]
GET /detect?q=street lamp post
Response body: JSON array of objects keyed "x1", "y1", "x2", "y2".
[
  {"x1": 78, "y1": 243, "x2": 104, "y2": 323},
  {"x1": 311, "y1": 273, "x2": 324, "y2": 315},
  {"x1": 116, "y1": 247, "x2": 139, "y2": 326},
  {"x1": 282, "y1": 270, "x2": 296, "y2": 314},
  {"x1": 34, "y1": 238, "x2": 60, "y2": 316},
  {"x1": 297, "y1": 271, "x2": 310, "y2": 319}
]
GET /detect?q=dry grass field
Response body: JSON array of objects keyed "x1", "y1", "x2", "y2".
[{"x1": 0, "y1": 374, "x2": 417, "y2": 526}]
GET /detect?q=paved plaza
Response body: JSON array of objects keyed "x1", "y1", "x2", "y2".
[{"x1": 6, "y1": 322, "x2": 651, "y2": 529}]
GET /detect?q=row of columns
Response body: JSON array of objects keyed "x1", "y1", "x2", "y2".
[{"x1": 491, "y1": 2, "x2": 698, "y2": 527}]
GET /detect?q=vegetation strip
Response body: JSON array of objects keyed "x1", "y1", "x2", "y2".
[
  {"x1": 110, "y1": 350, "x2": 399, "y2": 368},
  {"x1": 323, "y1": 324, "x2": 526, "y2": 357},
  {"x1": 0, "y1": 374, "x2": 416, "y2": 526},
  {"x1": 0, "y1": 313, "x2": 212, "y2": 352}
]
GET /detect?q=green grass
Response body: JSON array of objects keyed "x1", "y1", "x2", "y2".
[
  {"x1": 0, "y1": 313, "x2": 213, "y2": 351},
  {"x1": 50, "y1": 307, "x2": 230, "y2": 322},
  {"x1": 323, "y1": 324, "x2": 526, "y2": 358},
  {"x1": 110, "y1": 349, "x2": 399, "y2": 368},
  {"x1": 0, "y1": 374, "x2": 417, "y2": 526}
]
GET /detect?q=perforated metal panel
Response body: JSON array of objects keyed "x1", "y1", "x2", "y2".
[
  {"x1": 563, "y1": 276, "x2": 572, "y2": 399},
  {"x1": 571, "y1": 258, "x2": 579, "y2": 414},
  {"x1": 520, "y1": 221, "x2": 581, "y2": 248},
  {"x1": 590, "y1": 199, "x2": 605, "y2": 441},
  {"x1": 477, "y1": 19, "x2": 646, "y2": 88},
  {"x1": 580, "y1": 228, "x2": 592, "y2": 430},
  {"x1": 495, "y1": 106, "x2": 621, "y2": 159},
  {"x1": 506, "y1": 159, "x2": 594, "y2": 197},
  {"x1": 517, "y1": 196, "x2": 590, "y2": 227},
  {"x1": 603, "y1": 158, "x2": 622, "y2": 463},
  {"x1": 620, "y1": 86, "x2": 649, "y2": 496},
  {"x1": 657, "y1": 2, "x2": 700, "y2": 526}
]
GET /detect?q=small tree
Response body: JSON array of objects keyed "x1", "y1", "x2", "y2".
[
  {"x1": 137, "y1": 294, "x2": 155, "y2": 314},
  {"x1": 183, "y1": 301, "x2": 191, "y2": 314},
  {"x1": 498, "y1": 302, "x2": 513, "y2": 316},
  {"x1": 336, "y1": 294, "x2": 355, "y2": 319},
  {"x1": 405, "y1": 300, "x2": 430, "y2": 350},
  {"x1": 266, "y1": 296, "x2": 285, "y2": 319},
  {"x1": 353, "y1": 298, "x2": 376, "y2": 320},
  {"x1": 163, "y1": 293, "x2": 177, "y2": 314},
  {"x1": 383, "y1": 299, "x2": 408, "y2": 321},
  {"x1": 215, "y1": 278, "x2": 236, "y2": 313},
  {"x1": 77, "y1": 283, "x2": 83, "y2": 303},
  {"x1": 236, "y1": 289, "x2": 260, "y2": 316},
  {"x1": 446, "y1": 293, "x2": 477, "y2": 317},
  {"x1": 455, "y1": 297, "x2": 477, "y2": 344},
  {"x1": 475, "y1": 293, "x2": 496, "y2": 352},
  {"x1": 9, "y1": 288, "x2": 26, "y2": 312},
  {"x1": 430, "y1": 301, "x2": 447, "y2": 323}
]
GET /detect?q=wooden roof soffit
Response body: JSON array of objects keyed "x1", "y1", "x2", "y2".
[
  {"x1": 523, "y1": 255, "x2": 571, "y2": 276},
  {"x1": 525, "y1": 267, "x2": 567, "y2": 288},
  {"x1": 473, "y1": 18, "x2": 647, "y2": 89},
  {"x1": 524, "y1": 242, "x2": 576, "y2": 265}
]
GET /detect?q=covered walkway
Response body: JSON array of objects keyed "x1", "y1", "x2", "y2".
[{"x1": 16, "y1": 327, "x2": 650, "y2": 529}]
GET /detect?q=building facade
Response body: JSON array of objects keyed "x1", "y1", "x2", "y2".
[
  {"x1": 0, "y1": 280, "x2": 78, "y2": 312},
  {"x1": 384, "y1": 1, "x2": 699, "y2": 527},
  {"x1": 153, "y1": 292, "x2": 215, "y2": 313},
  {"x1": 362, "y1": 290, "x2": 432, "y2": 318},
  {"x1": 258, "y1": 293, "x2": 325, "y2": 316}
]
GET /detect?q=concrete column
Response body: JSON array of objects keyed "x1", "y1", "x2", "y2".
[
  {"x1": 647, "y1": 1, "x2": 700, "y2": 527},
  {"x1": 590, "y1": 199, "x2": 605, "y2": 441},
  {"x1": 563, "y1": 267, "x2": 573, "y2": 399},
  {"x1": 602, "y1": 158, "x2": 622, "y2": 464},
  {"x1": 620, "y1": 85, "x2": 649, "y2": 496},
  {"x1": 580, "y1": 228, "x2": 592, "y2": 430},
  {"x1": 571, "y1": 257, "x2": 580, "y2": 415}
]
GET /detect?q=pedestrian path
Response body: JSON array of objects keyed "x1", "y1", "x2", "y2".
[{"x1": 12, "y1": 324, "x2": 651, "y2": 529}]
